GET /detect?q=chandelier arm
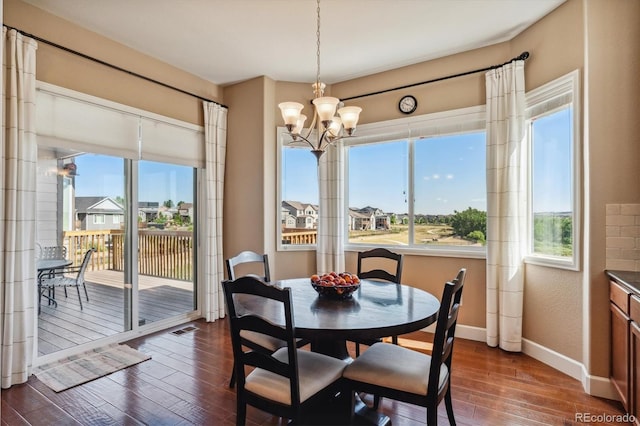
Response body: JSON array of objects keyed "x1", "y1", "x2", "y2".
[
  {"x1": 286, "y1": 132, "x2": 317, "y2": 151},
  {"x1": 301, "y1": 112, "x2": 317, "y2": 140}
]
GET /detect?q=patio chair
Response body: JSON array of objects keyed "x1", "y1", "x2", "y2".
[
  {"x1": 39, "y1": 245, "x2": 68, "y2": 260},
  {"x1": 39, "y1": 248, "x2": 95, "y2": 311}
]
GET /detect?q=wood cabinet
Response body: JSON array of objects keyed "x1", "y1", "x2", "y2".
[{"x1": 609, "y1": 276, "x2": 640, "y2": 421}]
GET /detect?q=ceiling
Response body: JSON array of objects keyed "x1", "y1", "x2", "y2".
[{"x1": 22, "y1": 0, "x2": 566, "y2": 86}]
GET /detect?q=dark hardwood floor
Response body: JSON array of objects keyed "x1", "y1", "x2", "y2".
[{"x1": 2, "y1": 319, "x2": 626, "y2": 425}]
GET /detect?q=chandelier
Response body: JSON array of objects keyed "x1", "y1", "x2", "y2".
[{"x1": 278, "y1": 0, "x2": 362, "y2": 162}]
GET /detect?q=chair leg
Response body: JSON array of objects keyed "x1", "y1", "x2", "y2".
[
  {"x1": 445, "y1": 388, "x2": 456, "y2": 425},
  {"x1": 372, "y1": 395, "x2": 381, "y2": 410},
  {"x1": 355, "y1": 342, "x2": 361, "y2": 357},
  {"x1": 229, "y1": 362, "x2": 237, "y2": 388},
  {"x1": 236, "y1": 398, "x2": 246, "y2": 426},
  {"x1": 392, "y1": 335, "x2": 398, "y2": 345},
  {"x1": 427, "y1": 406, "x2": 438, "y2": 426},
  {"x1": 75, "y1": 285, "x2": 83, "y2": 310},
  {"x1": 83, "y1": 283, "x2": 89, "y2": 301}
]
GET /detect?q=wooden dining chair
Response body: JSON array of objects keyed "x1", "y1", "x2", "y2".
[
  {"x1": 353, "y1": 247, "x2": 404, "y2": 357},
  {"x1": 225, "y1": 250, "x2": 309, "y2": 388},
  {"x1": 225, "y1": 250, "x2": 271, "y2": 282},
  {"x1": 222, "y1": 276, "x2": 348, "y2": 425},
  {"x1": 342, "y1": 268, "x2": 466, "y2": 426}
]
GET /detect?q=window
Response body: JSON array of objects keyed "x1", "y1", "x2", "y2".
[
  {"x1": 345, "y1": 107, "x2": 486, "y2": 255},
  {"x1": 93, "y1": 214, "x2": 105, "y2": 224},
  {"x1": 276, "y1": 71, "x2": 580, "y2": 269},
  {"x1": 277, "y1": 106, "x2": 487, "y2": 255},
  {"x1": 525, "y1": 70, "x2": 580, "y2": 269},
  {"x1": 279, "y1": 141, "x2": 319, "y2": 248}
]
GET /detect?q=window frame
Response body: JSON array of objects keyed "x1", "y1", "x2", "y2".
[
  {"x1": 277, "y1": 134, "x2": 320, "y2": 251},
  {"x1": 342, "y1": 106, "x2": 487, "y2": 258},
  {"x1": 524, "y1": 70, "x2": 581, "y2": 271}
]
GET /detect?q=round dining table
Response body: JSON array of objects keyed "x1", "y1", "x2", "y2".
[{"x1": 236, "y1": 278, "x2": 441, "y2": 358}]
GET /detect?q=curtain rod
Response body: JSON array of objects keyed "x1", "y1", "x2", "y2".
[
  {"x1": 341, "y1": 51, "x2": 530, "y2": 102},
  {"x1": 4, "y1": 25, "x2": 227, "y2": 109}
]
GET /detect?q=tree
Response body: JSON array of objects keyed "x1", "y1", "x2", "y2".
[
  {"x1": 114, "y1": 195, "x2": 125, "y2": 207},
  {"x1": 450, "y1": 207, "x2": 486, "y2": 238},
  {"x1": 163, "y1": 199, "x2": 174, "y2": 208}
]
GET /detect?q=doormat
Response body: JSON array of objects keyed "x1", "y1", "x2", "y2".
[{"x1": 33, "y1": 343, "x2": 151, "y2": 392}]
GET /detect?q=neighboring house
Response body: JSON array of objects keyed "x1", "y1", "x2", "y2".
[
  {"x1": 348, "y1": 207, "x2": 390, "y2": 231},
  {"x1": 295, "y1": 215, "x2": 315, "y2": 229},
  {"x1": 75, "y1": 196, "x2": 125, "y2": 231},
  {"x1": 138, "y1": 201, "x2": 160, "y2": 222},
  {"x1": 349, "y1": 209, "x2": 375, "y2": 231},
  {"x1": 282, "y1": 201, "x2": 319, "y2": 229},
  {"x1": 356, "y1": 206, "x2": 390, "y2": 230},
  {"x1": 177, "y1": 203, "x2": 193, "y2": 223}
]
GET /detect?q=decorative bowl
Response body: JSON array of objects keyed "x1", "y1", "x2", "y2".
[{"x1": 310, "y1": 272, "x2": 361, "y2": 299}]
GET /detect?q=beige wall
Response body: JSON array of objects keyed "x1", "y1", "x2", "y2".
[
  {"x1": 583, "y1": 0, "x2": 640, "y2": 377},
  {"x1": 9, "y1": 0, "x2": 640, "y2": 388}
]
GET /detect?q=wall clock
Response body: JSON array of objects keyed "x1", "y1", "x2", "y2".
[{"x1": 398, "y1": 95, "x2": 417, "y2": 114}]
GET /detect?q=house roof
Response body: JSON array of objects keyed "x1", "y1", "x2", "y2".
[{"x1": 75, "y1": 196, "x2": 124, "y2": 214}]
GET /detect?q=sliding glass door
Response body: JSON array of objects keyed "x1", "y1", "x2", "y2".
[{"x1": 36, "y1": 150, "x2": 197, "y2": 357}]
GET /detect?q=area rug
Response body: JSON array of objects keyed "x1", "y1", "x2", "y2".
[{"x1": 34, "y1": 343, "x2": 151, "y2": 392}]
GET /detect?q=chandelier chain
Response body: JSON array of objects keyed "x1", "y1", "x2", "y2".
[{"x1": 316, "y1": 0, "x2": 321, "y2": 88}]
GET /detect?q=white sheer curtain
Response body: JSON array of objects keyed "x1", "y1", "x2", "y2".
[
  {"x1": 202, "y1": 102, "x2": 227, "y2": 321},
  {"x1": 1, "y1": 27, "x2": 38, "y2": 388},
  {"x1": 316, "y1": 143, "x2": 345, "y2": 274},
  {"x1": 485, "y1": 60, "x2": 526, "y2": 352}
]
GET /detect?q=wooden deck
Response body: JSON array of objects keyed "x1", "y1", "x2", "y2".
[{"x1": 37, "y1": 270, "x2": 195, "y2": 356}]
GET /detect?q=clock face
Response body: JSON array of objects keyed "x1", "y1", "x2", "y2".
[{"x1": 399, "y1": 95, "x2": 417, "y2": 114}]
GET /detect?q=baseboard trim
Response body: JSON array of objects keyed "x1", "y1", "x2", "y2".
[{"x1": 419, "y1": 325, "x2": 617, "y2": 400}]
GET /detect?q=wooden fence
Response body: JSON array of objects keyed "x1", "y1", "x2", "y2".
[{"x1": 63, "y1": 229, "x2": 193, "y2": 281}]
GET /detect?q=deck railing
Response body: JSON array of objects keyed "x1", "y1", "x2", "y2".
[
  {"x1": 63, "y1": 229, "x2": 193, "y2": 281},
  {"x1": 282, "y1": 229, "x2": 317, "y2": 245}
]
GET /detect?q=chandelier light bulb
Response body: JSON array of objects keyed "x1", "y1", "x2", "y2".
[
  {"x1": 327, "y1": 117, "x2": 342, "y2": 138},
  {"x1": 337, "y1": 106, "x2": 362, "y2": 134},
  {"x1": 278, "y1": 102, "x2": 304, "y2": 129},
  {"x1": 312, "y1": 96, "x2": 340, "y2": 124},
  {"x1": 292, "y1": 114, "x2": 307, "y2": 135}
]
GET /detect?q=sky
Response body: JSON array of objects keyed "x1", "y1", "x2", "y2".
[
  {"x1": 73, "y1": 108, "x2": 572, "y2": 215},
  {"x1": 283, "y1": 132, "x2": 487, "y2": 216},
  {"x1": 74, "y1": 155, "x2": 194, "y2": 204},
  {"x1": 282, "y1": 108, "x2": 572, "y2": 216}
]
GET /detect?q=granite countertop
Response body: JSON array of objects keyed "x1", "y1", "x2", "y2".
[{"x1": 606, "y1": 270, "x2": 640, "y2": 293}]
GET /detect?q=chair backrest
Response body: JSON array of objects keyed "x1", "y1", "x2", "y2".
[
  {"x1": 76, "y1": 248, "x2": 95, "y2": 283},
  {"x1": 39, "y1": 245, "x2": 67, "y2": 260},
  {"x1": 428, "y1": 268, "x2": 466, "y2": 399},
  {"x1": 222, "y1": 276, "x2": 301, "y2": 407},
  {"x1": 226, "y1": 250, "x2": 271, "y2": 282},
  {"x1": 357, "y1": 248, "x2": 403, "y2": 283}
]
